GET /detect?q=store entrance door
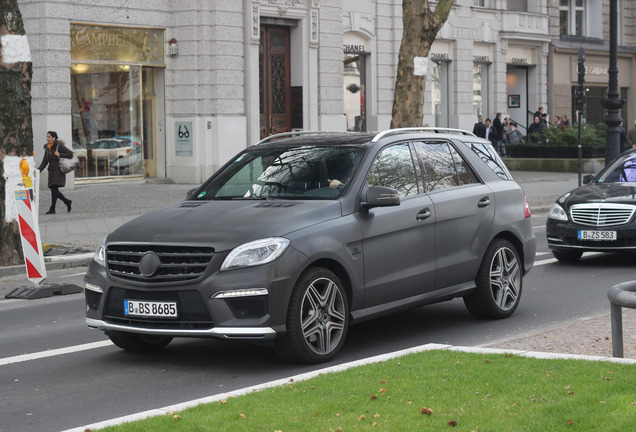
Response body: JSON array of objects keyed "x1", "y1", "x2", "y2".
[{"x1": 259, "y1": 25, "x2": 291, "y2": 139}]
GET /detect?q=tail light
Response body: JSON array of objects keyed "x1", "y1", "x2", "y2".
[{"x1": 524, "y1": 196, "x2": 532, "y2": 218}]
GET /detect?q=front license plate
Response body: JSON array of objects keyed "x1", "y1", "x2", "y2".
[
  {"x1": 124, "y1": 300, "x2": 177, "y2": 318},
  {"x1": 577, "y1": 230, "x2": 617, "y2": 241}
]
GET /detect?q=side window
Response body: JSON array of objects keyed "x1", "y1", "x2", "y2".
[
  {"x1": 414, "y1": 141, "x2": 479, "y2": 192},
  {"x1": 367, "y1": 143, "x2": 418, "y2": 197},
  {"x1": 467, "y1": 142, "x2": 512, "y2": 180}
]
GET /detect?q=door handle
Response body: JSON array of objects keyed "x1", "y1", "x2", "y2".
[
  {"x1": 416, "y1": 208, "x2": 432, "y2": 220},
  {"x1": 478, "y1": 197, "x2": 491, "y2": 208}
]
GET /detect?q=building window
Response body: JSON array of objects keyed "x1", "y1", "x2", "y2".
[
  {"x1": 473, "y1": 62, "x2": 489, "y2": 119},
  {"x1": 560, "y1": 0, "x2": 584, "y2": 37},
  {"x1": 473, "y1": 0, "x2": 485, "y2": 6}
]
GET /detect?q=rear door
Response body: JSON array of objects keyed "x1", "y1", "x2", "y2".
[
  {"x1": 358, "y1": 142, "x2": 437, "y2": 307},
  {"x1": 413, "y1": 140, "x2": 495, "y2": 289}
]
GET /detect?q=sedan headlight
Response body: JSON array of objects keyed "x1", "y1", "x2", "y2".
[
  {"x1": 548, "y1": 203, "x2": 568, "y2": 221},
  {"x1": 220, "y1": 237, "x2": 290, "y2": 271},
  {"x1": 93, "y1": 237, "x2": 106, "y2": 267}
]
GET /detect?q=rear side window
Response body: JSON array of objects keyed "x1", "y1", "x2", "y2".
[
  {"x1": 466, "y1": 142, "x2": 513, "y2": 180},
  {"x1": 414, "y1": 141, "x2": 479, "y2": 192},
  {"x1": 367, "y1": 143, "x2": 419, "y2": 197}
]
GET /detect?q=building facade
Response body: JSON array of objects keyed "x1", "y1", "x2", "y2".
[
  {"x1": 26, "y1": 0, "x2": 618, "y2": 186},
  {"x1": 547, "y1": 0, "x2": 636, "y2": 130}
]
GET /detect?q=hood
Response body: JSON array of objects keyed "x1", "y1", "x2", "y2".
[
  {"x1": 563, "y1": 182, "x2": 636, "y2": 208},
  {"x1": 106, "y1": 199, "x2": 343, "y2": 251}
]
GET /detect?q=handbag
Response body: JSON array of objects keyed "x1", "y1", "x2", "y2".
[{"x1": 59, "y1": 155, "x2": 81, "y2": 174}]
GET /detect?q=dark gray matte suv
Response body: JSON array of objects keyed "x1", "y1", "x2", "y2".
[{"x1": 84, "y1": 128, "x2": 536, "y2": 363}]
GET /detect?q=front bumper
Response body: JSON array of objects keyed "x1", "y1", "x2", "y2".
[
  {"x1": 84, "y1": 246, "x2": 308, "y2": 341},
  {"x1": 546, "y1": 218, "x2": 636, "y2": 252}
]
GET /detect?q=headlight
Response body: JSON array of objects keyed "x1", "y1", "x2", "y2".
[
  {"x1": 548, "y1": 203, "x2": 568, "y2": 221},
  {"x1": 93, "y1": 237, "x2": 106, "y2": 267},
  {"x1": 220, "y1": 237, "x2": 290, "y2": 271}
]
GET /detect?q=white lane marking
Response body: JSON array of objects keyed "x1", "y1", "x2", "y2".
[{"x1": 0, "y1": 341, "x2": 112, "y2": 367}]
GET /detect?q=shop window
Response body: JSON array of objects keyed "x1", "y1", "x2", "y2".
[
  {"x1": 473, "y1": 62, "x2": 490, "y2": 119},
  {"x1": 344, "y1": 53, "x2": 367, "y2": 132},
  {"x1": 430, "y1": 60, "x2": 450, "y2": 127},
  {"x1": 71, "y1": 64, "x2": 143, "y2": 178}
]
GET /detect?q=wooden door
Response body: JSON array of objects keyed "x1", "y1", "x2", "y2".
[{"x1": 260, "y1": 26, "x2": 291, "y2": 139}]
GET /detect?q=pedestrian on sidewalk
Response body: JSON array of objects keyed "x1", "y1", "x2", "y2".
[
  {"x1": 38, "y1": 131, "x2": 73, "y2": 214},
  {"x1": 627, "y1": 120, "x2": 636, "y2": 149}
]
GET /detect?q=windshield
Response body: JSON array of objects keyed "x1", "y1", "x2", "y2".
[
  {"x1": 596, "y1": 151, "x2": 636, "y2": 183},
  {"x1": 193, "y1": 145, "x2": 365, "y2": 200}
]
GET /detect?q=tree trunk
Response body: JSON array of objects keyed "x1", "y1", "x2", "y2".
[
  {"x1": 0, "y1": 0, "x2": 34, "y2": 266},
  {"x1": 391, "y1": 0, "x2": 454, "y2": 128}
]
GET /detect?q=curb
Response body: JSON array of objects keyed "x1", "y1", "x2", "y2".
[{"x1": 0, "y1": 253, "x2": 93, "y2": 277}]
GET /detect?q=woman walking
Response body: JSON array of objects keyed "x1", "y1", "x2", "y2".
[{"x1": 38, "y1": 131, "x2": 73, "y2": 214}]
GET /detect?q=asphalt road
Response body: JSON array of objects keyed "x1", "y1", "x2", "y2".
[{"x1": 2, "y1": 214, "x2": 635, "y2": 432}]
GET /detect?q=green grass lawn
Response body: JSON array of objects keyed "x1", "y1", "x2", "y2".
[{"x1": 96, "y1": 349, "x2": 636, "y2": 432}]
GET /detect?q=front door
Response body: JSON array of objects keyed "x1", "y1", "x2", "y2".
[{"x1": 259, "y1": 26, "x2": 291, "y2": 139}]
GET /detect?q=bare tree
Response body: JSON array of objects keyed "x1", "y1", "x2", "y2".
[
  {"x1": 391, "y1": 0, "x2": 455, "y2": 128},
  {"x1": 0, "y1": 0, "x2": 34, "y2": 266}
]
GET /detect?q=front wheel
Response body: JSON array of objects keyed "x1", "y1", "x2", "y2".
[
  {"x1": 275, "y1": 267, "x2": 349, "y2": 364},
  {"x1": 464, "y1": 239, "x2": 522, "y2": 319},
  {"x1": 107, "y1": 331, "x2": 173, "y2": 352}
]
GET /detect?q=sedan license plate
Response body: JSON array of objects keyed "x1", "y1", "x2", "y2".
[
  {"x1": 124, "y1": 300, "x2": 177, "y2": 318},
  {"x1": 577, "y1": 230, "x2": 617, "y2": 241}
]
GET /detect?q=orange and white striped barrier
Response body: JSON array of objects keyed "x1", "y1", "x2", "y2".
[{"x1": 15, "y1": 188, "x2": 47, "y2": 285}]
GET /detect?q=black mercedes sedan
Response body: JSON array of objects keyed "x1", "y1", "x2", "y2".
[{"x1": 547, "y1": 148, "x2": 636, "y2": 262}]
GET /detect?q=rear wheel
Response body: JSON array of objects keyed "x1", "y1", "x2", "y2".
[
  {"x1": 107, "y1": 331, "x2": 173, "y2": 352},
  {"x1": 552, "y1": 250, "x2": 583, "y2": 262},
  {"x1": 464, "y1": 239, "x2": 522, "y2": 319},
  {"x1": 275, "y1": 267, "x2": 349, "y2": 363}
]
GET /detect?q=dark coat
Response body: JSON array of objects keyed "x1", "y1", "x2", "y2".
[
  {"x1": 473, "y1": 122, "x2": 486, "y2": 138},
  {"x1": 38, "y1": 140, "x2": 73, "y2": 188}
]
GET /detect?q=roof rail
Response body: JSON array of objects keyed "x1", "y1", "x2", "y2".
[
  {"x1": 371, "y1": 127, "x2": 476, "y2": 143},
  {"x1": 255, "y1": 130, "x2": 346, "y2": 145}
]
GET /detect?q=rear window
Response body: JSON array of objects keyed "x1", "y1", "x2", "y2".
[{"x1": 466, "y1": 142, "x2": 513, "y2": 181}]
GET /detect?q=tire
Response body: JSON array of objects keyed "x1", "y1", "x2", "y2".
[
  {"x1": 107, "y1": 331, "x2": 173, "y2": 352},
  {"x1": 464, "y1": 239, "x2": 522, "y2": 319},
  {"x1": 275, "y1": 267, "x2": 349, "y2": 364},
  {"x1": 552, "y1": 250, "x2": 583, "y2": 262}
]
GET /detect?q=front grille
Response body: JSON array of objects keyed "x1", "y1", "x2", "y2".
[
  {"x1": 570, "y1": 203, "x2": 636, "y2": 227},
  {"x1": 107, "y1": 244, "x2": 214, "y2": 282}
]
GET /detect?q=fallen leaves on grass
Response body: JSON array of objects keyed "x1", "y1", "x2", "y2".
[{"x1": 420, "y1": 407, "x2": 433, "y2": 415}]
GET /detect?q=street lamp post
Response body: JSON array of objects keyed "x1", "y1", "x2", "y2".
[
  {"x1": 577, "y1": 48, "x2": 585, "y2": 186},
  {"x1": 602, "y1": 0, "x2": 624, "y2": 165}
]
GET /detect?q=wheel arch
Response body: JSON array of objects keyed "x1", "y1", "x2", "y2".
[
  {"x1": 491, "y1": 231, "x2": 527, "y2": 274},
  {"x1": 302, "y1": 258, "x2": 354, "y2": 311}
]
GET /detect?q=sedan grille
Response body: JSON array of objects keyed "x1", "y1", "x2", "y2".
[
  {"x1": 107, "y1": 244, "x2": 215, "y2": 282},
  {"x1": 570, "y1": 203, "x2": 636, "y2": 227}
]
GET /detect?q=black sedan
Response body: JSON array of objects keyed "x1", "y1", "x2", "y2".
[{"x1": 547, "y1": 148, "x2": 636, "y2": 262}]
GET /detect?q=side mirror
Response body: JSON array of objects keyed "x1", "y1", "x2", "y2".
[
  {"x1": 361, "y1": 186, "x2": 401, "y2": 209},
  {"x1": 186, "y1": 187, "x2": 198, "y2": 199},
  {"x1": 582, "y1": 174, "x2": 594, "y2": 184}
]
